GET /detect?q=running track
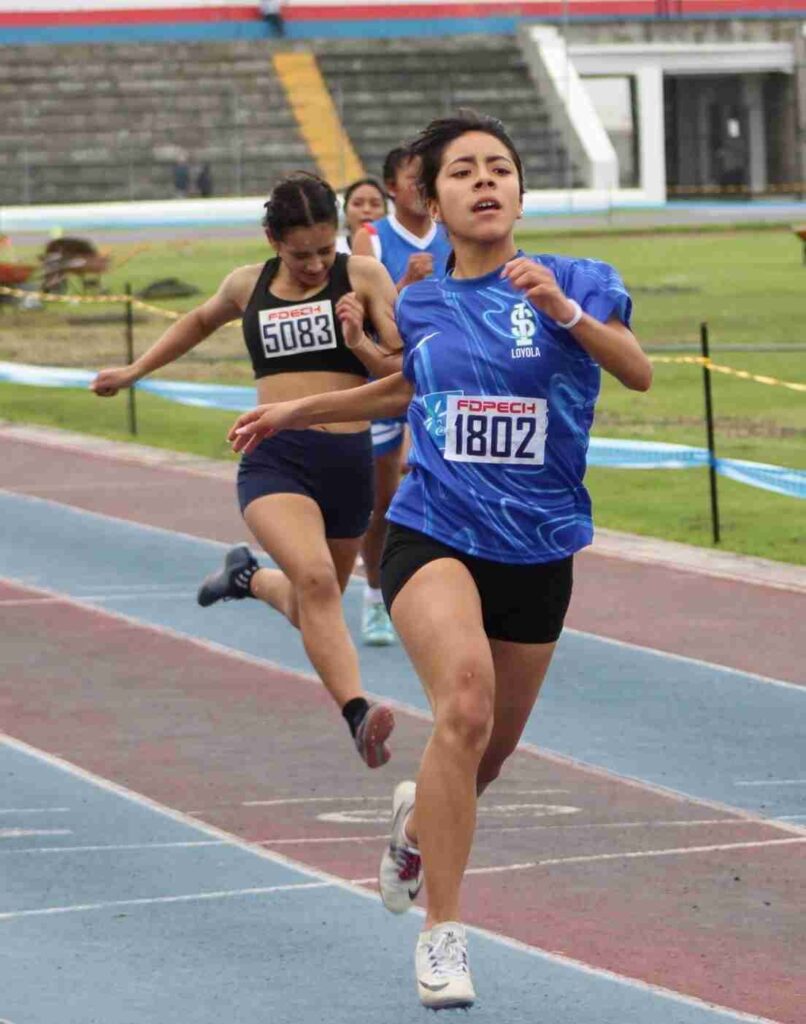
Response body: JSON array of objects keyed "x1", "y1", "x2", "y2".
[{"x1": 1, "y1": 424, "x2": 804, "y2": 1024}]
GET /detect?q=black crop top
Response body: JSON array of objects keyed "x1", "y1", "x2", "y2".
[{"x1": 242, "y1": 253, "x2": 369, "y2": 380}]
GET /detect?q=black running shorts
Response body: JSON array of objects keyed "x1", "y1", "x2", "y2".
[
  {"x1": 380, "y1": 522, "x2": 573, "y2": 644},
  {"x1": 237, "y1": 428, "x2": 373, "y2": 539}
]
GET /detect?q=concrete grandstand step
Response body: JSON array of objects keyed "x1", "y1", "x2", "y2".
[
  {"x1": 1, "y1": 39, "x2": 316, "y2": 204},
  {"x1": 315, "y1": 33, "x2": 581, "y2": 191}
]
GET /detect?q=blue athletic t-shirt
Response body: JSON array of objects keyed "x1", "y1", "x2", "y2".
[
  {"x1": 373, "y1": 214, "x2": 452, "y2": 285},
  {"x1": 387, "y1": 253, "x2": 632, "y2": 564}
]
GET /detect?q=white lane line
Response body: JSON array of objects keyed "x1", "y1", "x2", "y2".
[
  {"x1": 0, "y1": 593, "x2": 193, "y2": 607},
  {"x1": 3, "y1": 570, "x2": 804, "y2": 843},
  {"x1": 254, "y1": 818, "x2": 778, "y2": 846},
  {"x1": 0, "y1": 808, "x2": 70, "y2": 814},
  {"x1": 74, "y1": 584, "x2": 202, "y2": 595},
  {"x1": 2, "y1": 486, "x2": 801, "y2": 688},
  {"x1": 0, "y1": 829, "x2": 72, "y2": 839},
  {"x1": 0, "y1": 840, "x2": 225, "y2": 856},
  {"x1": 0, "y1": 881, "x2": 331, "y2": 922},
  {"x1": 319, "y1": 803, "x2": 580, "y2": 826},
  {"x1": 0, "y1": 734, "x2": 786, "y2": 1024},
  {"x1": 349, "y1": 837, "x2": 806, "y2": 884},
  {"x1": 460, "y1": 837, "x2": 806, "y2": 876},
  {"x1": 0, "y1": 819, "x2": 774, "y2": 854},
  {"x1": 735, "y1": 779, "x2": 806, "y2": 787},
  {"x1": 81, "y1": 592, "x2": 196, "y2": 603},
  {"x1": 239, "y1": 789, "x2": 568, "y2": 808},
  {"x1": 565, "y1": 627, "x2": 804, "y2": 692}
]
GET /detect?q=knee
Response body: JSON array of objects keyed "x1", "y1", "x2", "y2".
[
  {"x1": 294, "y1": 561, "x2": 340, "y2": 605},
  {"x1": 435, "y1": 666, "x2": 494, "y2": 756}
]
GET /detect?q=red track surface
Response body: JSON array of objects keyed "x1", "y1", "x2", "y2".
[{"x1": 2, "y1": 432, "x2": 805, "y2": 1021}]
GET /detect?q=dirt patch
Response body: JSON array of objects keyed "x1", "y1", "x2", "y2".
[{"x1": 595, "y1": 410, "x2": 804, "y2": 440}]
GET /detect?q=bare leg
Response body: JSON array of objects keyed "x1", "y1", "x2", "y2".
[
  {"x1": 244, "y1": 493, "x2": 363, "y2": 709},
  {"x1": 476, "y1": 639, "x2": 557, "y2": 794},
  {"x1": 390, "y1": 558, "x2": 495, "y2": 928},
  {"x1": 361, "y1": 444, "x2": 403, "y2": 590}
]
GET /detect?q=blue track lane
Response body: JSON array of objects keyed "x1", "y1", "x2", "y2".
[
  {"x1": 0, "y1": 740, "x2": 787, "y2": 1024},
  {"x1": 1, "y1": 489, "x2": 803, "y2": 827}
]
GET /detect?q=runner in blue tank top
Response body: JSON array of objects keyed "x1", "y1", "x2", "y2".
[
  {"x1": 352, "y1": 146, "x2": 453, "y2": 647},
  {"x1": 228, "y1": 112, "x2": 652, "y2": 1011}
]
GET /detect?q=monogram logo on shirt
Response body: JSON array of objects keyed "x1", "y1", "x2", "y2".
[
  {"x1": 510, "y1": 302, "x2": 541, "y2": 358},
  {"x1": 510, "y1": 303, "x2": 536, "y2": 345}
]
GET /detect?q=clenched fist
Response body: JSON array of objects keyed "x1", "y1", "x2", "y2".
[
  {"x1": 91, "y1": 366, "x2": 138, "y2": 397},
  {"x1": 501, "y1": 257, "x2": 578, "y2": 325}
]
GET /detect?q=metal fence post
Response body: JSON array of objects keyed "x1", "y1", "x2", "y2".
[
  {"x1": 125, "y1": 283, "x2": 138, "y2": 436},
  {"x1": 700, "y1": 322, "x2": 720, "y2": 545}
]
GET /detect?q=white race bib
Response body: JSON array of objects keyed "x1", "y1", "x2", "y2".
[
  {"x1": 259, "y1": 300, "x2": 336, "y2": 359},
  {"x1": 444, "y1": 395, "x2": 547, "y2": 465}
]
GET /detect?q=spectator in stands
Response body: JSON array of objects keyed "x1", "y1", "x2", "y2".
[
  {"x1": 173, "y1": 155, "x2": 191, "y2": 198},
  {"x1": 91, "y1": 172, "x2": 406, "y2": 771},
  {"x1": 196, "y1": 162, "x2": 214, "y2": 198},
  {"x1": 259, "y1": 0, "x2": 284, "y2": 35}
]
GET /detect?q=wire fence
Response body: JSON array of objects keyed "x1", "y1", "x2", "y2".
[{"x1": 0, "y1": 281, "x2": 803, "y2": 514}]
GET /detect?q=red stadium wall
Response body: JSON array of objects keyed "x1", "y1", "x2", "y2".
[{"x1": 0, "y1": 0, "x2": 804, "y2": 44}]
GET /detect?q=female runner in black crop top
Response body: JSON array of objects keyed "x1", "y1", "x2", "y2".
[{"x1": 91, "y1": 172, "x2": 403, "y2": 770}]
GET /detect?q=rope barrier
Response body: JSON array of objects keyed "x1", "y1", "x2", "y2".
[
  {"x1": 648, "y1": 355, "x2": 806, "y2": 393},
  {"x1": 2, "y1": 285, "x2": 804, "y2": 391}
]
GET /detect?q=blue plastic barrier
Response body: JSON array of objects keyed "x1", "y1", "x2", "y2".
[{"x1": 1, "y1": 362, "x2": 803, "y2": 500}]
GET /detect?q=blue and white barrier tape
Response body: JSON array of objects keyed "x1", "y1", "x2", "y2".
[{"x1": 1, "y1": 362, "x2": 803, "y2": 500}]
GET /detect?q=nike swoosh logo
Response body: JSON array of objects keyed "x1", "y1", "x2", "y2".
[
  {"x1": 419, "y1": 981, "x2": 449, "y2": 992},
  {"x1": 408, "y1": 881, "x2": 423, "y2": 899}
]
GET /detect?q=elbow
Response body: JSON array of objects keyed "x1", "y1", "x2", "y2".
[{"x1": 625, "y1": 359, "x2": 653, "y2": 392}]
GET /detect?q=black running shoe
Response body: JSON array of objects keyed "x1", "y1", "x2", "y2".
[{"x1": 197, "y1": 544, "x2": 259, "y2": 607}]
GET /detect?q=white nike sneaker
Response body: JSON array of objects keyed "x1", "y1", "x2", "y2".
[
  {"x1": 415, "y1": 922, "x2": 476, "y2": 1009},
  {"x1": 378, "y1": 780, "x2": 422, "y2": 914}
]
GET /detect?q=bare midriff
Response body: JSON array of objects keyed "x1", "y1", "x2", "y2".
[{"x1": 255, "y1": 370, "x2": 369, "y2": 434}]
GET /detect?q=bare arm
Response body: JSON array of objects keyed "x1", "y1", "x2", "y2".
[
  {"x1": 91, "y1": 267, "x2": 249, "y2": 396},
  {"x1": 336, "y1": 256, "x2": 403, "y2": 377},
  {"x1": 229, "y1": 372, "x2": 414, "y2": 454},
  {"x1": 502, "y1": 256, "x2": 652, "y2": 392},
  {"x1": 567, "y1": 315, "x2": 652, "y2": 392},
  {"x1": 350, "y1": 227, "x2": 376, "y2": 258}
]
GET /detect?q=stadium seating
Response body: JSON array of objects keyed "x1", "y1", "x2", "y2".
[
  {"x1": 0, "y1": 35, "x2": 581, "y2": 205},
  {"x1": 315, "y1": 35, "x2": 583, "y2": 190},
  {"x1": 0, "y1": 40, "x2": 318, "y2": 205}
]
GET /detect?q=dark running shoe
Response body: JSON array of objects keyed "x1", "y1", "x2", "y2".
[
  {"x1": 197, "y1": 544, "x2": 259, "y2": 607},
  {"x1": 353, "y1": 702, "x2": 394, "y2": 769}
]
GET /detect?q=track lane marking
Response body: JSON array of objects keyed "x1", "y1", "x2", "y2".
[
  {"x1": 1, "y1": 732, "x2": 790, "y2": 1024},
  {"x1": 2, "y1": 570, "x2": 804, "y2": 840},
  {"x1": 0, "y1": 882, "x2": 332, "y2": 921}
]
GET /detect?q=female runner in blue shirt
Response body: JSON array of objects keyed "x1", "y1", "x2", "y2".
[
  {"x1": 227, "y1": 113, "x2": 652, "y2": 1010},
  {"x1": 91, "y1": 172, "x2": 403, "y2": 770}
]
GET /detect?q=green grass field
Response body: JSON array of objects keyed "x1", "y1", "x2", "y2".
[{"x1": 1, "y1": 225, "x2": 803, "y2": 563}]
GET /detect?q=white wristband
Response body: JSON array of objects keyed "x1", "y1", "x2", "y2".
[{"x1": 556, "y1": 300, "x2": 583, "y2": 330}]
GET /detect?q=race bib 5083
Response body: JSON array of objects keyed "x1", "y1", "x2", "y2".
[
  {"x1": 444, "y1": 395, "x2": 547, "y2": 465},
  {"x1": 259, "y1": 300, "x2": 336, "y2": 359}
]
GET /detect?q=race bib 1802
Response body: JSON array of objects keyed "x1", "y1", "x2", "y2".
[
  {"x1": 258, "y1": 300, "x2": 337, "y2": 359},
  {"x1": 444, "y1": 395, "x2": 547, "y2": 465}
]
